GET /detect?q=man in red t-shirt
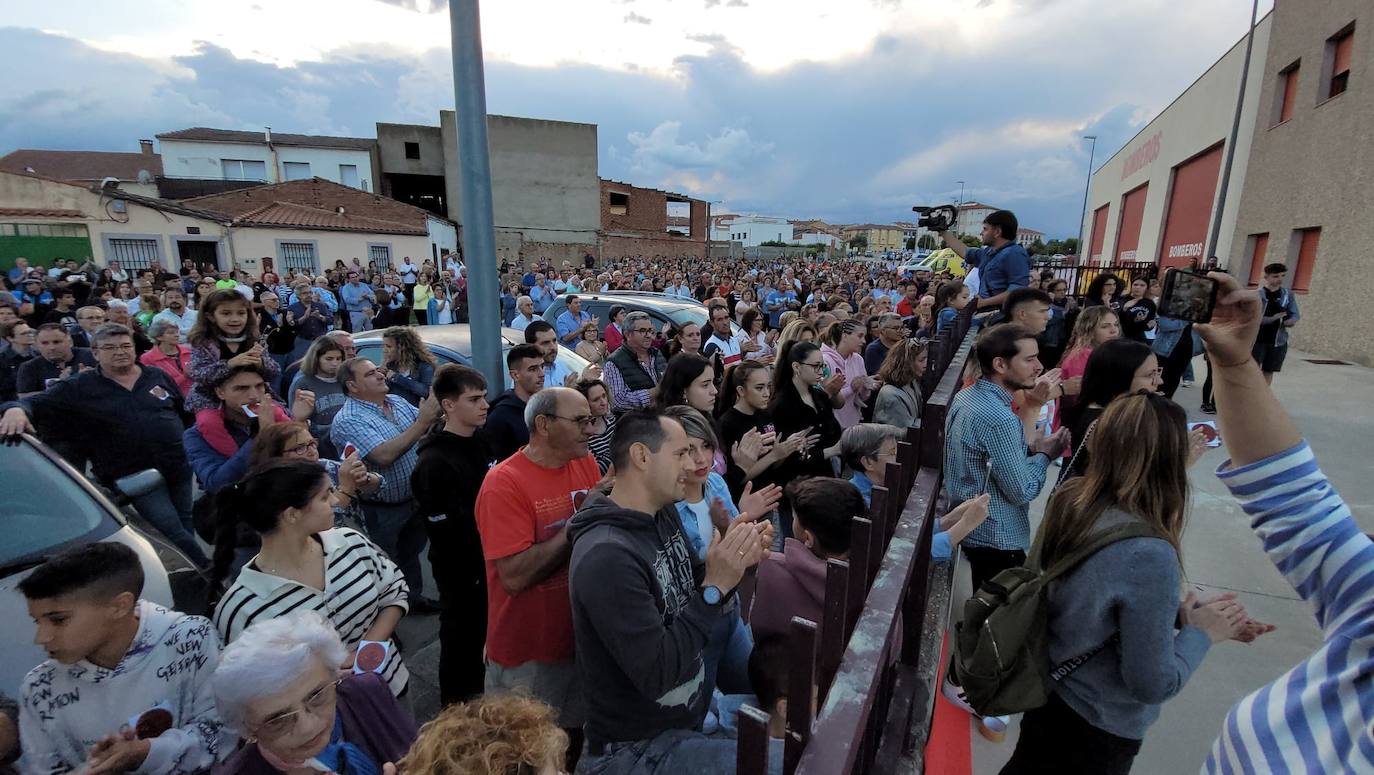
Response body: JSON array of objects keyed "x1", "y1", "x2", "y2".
[{"x1": 475, "y1": 386, "x2": 601, "y2": 761}]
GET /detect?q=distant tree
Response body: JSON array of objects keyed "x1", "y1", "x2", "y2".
[
  {"x1": 847, "y1": 234, "x2": 868, "y2": 251},
  {"x1": 1043, "y1": 239, "x2": 1065, "y2": 254},
  {"x1": 917, "y1": 234, "x2": 939, "y2": 250},
  {"x1": 905, "y1": 237, "x2": 916, "y2": 250},
  {"x1": 960, "y1": 234, "x2": 981, "y2": 249},
  {"x1": 760, "y1": 240, "x2": 790, "y2": 247},
  {"x1": 1030, "y1": 238, "x2": 1046, "y2": 254},
  {"x1": 1062, "y1": 238, "x2": 1080, "y2": 255}
]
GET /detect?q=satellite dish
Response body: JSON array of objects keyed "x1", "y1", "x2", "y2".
[
  {"x1": 99, "y1": 176, "x2": 120, "y2": 189},
  {"x1": 137, "y1": 169, "x2": 154, "y2": 185}
]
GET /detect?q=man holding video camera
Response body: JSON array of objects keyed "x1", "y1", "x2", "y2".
[{"x1": 936, "y1": 209, "x2": 1031, "y2": 311}]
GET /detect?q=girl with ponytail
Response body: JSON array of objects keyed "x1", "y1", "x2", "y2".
[{"x1": 211, "y1": 461, "x2": 413, "y2": 697}]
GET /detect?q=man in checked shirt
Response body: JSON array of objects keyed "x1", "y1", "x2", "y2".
[{"x1": 943, "y1": 323, "x2": 1071, "y2": 593}]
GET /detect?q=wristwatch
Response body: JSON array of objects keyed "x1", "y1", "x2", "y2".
[{"x1": 701, "y1": 585, "x2": 724, "y2": 606}]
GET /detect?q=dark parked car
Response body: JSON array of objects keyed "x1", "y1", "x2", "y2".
[
  {"x1": 351, "y1": 324, "x2": 591, "y2": 388},
  {"x1": 542, "y1": 291, "x2": 743, "y2": 339},
  {"x1": 0, "y1": 435, "x2": 209, "y2": 696}
]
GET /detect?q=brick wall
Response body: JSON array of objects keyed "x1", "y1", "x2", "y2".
[{"x1": 599, "y1": 179, "x2": 708, "y2": 260}]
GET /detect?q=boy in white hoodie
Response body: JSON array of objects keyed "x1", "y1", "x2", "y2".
[{"x1": 17, "y1": 542, "x2": 230, "y2": 774}]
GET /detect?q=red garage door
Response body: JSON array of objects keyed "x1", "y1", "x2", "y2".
[
  {"x1": 1088, "y1": 204, "x2": 1109, "y2": 262},
  {"x1": 1115, "y1": 183, "x2": 1149, "y2": 262},
  {"x1": 1158, "y1": 143, "x2": 1224, "y2": 270}
]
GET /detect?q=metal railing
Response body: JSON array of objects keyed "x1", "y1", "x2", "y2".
[
  {"x1": 737, "y1": 301, "x2": 980, "y2": 775},
  {"x1": 1033, "y1": 259, "x2": 1159, "y2": 296}
]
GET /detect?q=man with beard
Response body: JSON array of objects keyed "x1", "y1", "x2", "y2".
[{"x1": 936, "y1": 209, "x2": 1031, "y2": 311}]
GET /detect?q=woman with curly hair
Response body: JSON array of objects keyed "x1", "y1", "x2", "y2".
[
  {"x1": 381, "y1": 326, "x2": 437, "y2": 407},
  {"x1": 396, "y1": 695, "x2": 568, "y2": 775}
]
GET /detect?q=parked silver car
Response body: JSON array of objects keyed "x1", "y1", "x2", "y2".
[{"x1": 0, "y1": 435, "x2": 208, "y2": 697}]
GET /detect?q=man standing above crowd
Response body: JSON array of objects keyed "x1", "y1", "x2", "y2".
[
  {"x1": 764, "y1": 281, "x2": 797, "y2": 330},
  {"x1": 331, "y1": 356, "x2": 442, "y2": 608},
  {"x1": 475, "y1": 386, "x2": 602, "y2": 766},
  {"x1": 529, "y1": 273, "x2": 555, "y2": 315},
  {"x1": 602, "y1": 311, "x2": 667, "y2": 415},
  {"x1": 568, "y1": 408, "x2": 774, "y2": 773},
  {"x1": 485, "y1": 344, "x2": 545, "y2": 461},
  {"x1": 398, "y1": 255, "x2": 419, "y2": 303},
  {"x1": 0, "y1": 324, "x2": 208, "y2": 567},
  {"x1": 1253, "y1": 262, "x2": 1300, "y2": 385},
  {"x1": 937, "y1": 209, "x2": 1031, "y2": 310}
]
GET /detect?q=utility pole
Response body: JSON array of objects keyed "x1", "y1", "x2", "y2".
[
  {"x1": 1077, "y1": 135, "x2": 1097, "y2": 262},
  {"x1": 1207, "y1": 0, "x2": 1259, "y2": 266},
  {"x1": 448, "y1": 0, "x2": 502, "y2": 396}
]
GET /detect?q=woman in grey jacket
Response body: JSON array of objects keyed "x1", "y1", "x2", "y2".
[
  {"x1": 1000, "y1": 392, "x2": 1247, "y2": 775},
  {"x1": 872, "y1": 337, "x2": 927, "y2": 428}
]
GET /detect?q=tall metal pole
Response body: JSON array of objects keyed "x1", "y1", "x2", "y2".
[
  {"x1": 1206, "y1": 0, "x2": 1259, "y2": 265},
  {"x1": 1076, "y1": 135, "x2": 1097, "y2": 260},
  {"x1": 449, "y1": 0, "x2": 502, "y2": 396}
]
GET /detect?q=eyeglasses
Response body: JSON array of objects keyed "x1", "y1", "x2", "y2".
[
  {"x1": 630, "y1": 328, "x2": 655, "y2": 336},
  {"x1": 284, "y1": 439, "x2": 319, "y2": 455},
  {"x1": 248, "y1": 679, "x2": 340, "y2": 741},
  {"x1": 800, "y1": 361, "x2": 825, "y2": 370},
  {"x1": 544, "y1": 414, "x2": 596, "y2": 428}
]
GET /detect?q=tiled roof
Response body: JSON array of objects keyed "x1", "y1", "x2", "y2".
[
  {"x1": 155, "y1": 127, "x2": 375, "y2": 151},
  {"x1": 233, "y1": 201, "x2": 424, "y2": 235},
  {"x1": 0, "y1": 207, "x2": 86, "y2": 219},
  {"x1": 100, "y1": 188, "x2": 232, "y2": 222},
  {"x1": 182, "y1": 177, "x2": 446, "y2": 230},
  {"x1": 0, "y1": 149, "x2": 163, "y2": 183}
]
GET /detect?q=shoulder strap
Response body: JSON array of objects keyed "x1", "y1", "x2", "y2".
[{"x1": 1041, "y1": 522, "x2": 1161, "y2": 583}]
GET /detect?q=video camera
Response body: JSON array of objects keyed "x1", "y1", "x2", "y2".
[{"x1": 913, "y1": 204, "x2": 958, "y2": 233}]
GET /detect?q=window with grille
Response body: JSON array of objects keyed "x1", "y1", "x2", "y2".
[
  {"x1": 368, "y1": 244, "x2": 392, "y2": 270},
  {"x1": 106, "y1": 238, "x2": 160, "y2": 271},
  {"x1": 279, "y1": 242, "x2": 318, "y2": 274}
]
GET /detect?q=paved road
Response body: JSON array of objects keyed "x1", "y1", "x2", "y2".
[{"x1": 970, "y1": 351, "x2": 1374, "y2": 774}]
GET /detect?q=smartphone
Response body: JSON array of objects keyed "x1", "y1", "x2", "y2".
[
  {"x1": 342, "y1": 442, "x2": 359, "y2": 459},
  {"x1": 241, "y1": 401, "x2": 258, "y2": 419},
  {"x1": 1159, "y1": 269, "x2": 1219, "y2": 324},
  {"x1": 1188, "y1": 421, "x2": 1222, "y2": 448}
]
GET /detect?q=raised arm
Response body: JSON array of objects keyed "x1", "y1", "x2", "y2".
[{"x1": 1200, "y1": 271, "x2": 1372, "y2": 637}]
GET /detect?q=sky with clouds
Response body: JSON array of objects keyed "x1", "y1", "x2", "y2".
[{"x1": 1, "y1": 0, "x2": 1271, "y2": 238}]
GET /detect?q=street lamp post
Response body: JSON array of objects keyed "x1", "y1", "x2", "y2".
[
  {"x1": 1207, "y1": 0, "x2": 1260, "y2": 266},
  {"x1": 1076, "y1": 135, "x2": 1098, "y2": 263},
  {"x1": 448, "y1": 0, "x2": 502, "y2": 395}
]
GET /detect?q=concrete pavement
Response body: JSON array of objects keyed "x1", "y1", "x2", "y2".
[{"x1": 970, "y1": 351, "x2": 1374, "y2": 774}]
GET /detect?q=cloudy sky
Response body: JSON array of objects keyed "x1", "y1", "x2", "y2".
[{"x1": 2, "y1": 0, "x2": 1270, "y2": 237}]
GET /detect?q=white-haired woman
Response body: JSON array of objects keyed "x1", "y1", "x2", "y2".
[{"x1": 211, "y1": 611, "x2": 417, "y2": 775}]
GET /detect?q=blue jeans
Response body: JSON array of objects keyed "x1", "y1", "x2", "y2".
[
  {"x1": 704, "y1": 603, "x2": 753, "y2": 696},
  {"x1": 578, "y1": 729, "x2": 783, "y2": 775},
  {"x1": 131, "y1": 474, "x2": 209, "y2": 567},
  {"x1": 361, "y1": 500, "x2": 428, "y2": 599}
]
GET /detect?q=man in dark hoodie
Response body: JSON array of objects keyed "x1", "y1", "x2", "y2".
[
  {"x1": 568, "y1": 408, "x2": 777, "y2": 774},
  {"x1": 411, "y1": 363, "x2": 496, "y2": 705},
  {"x1": 484, "y1": 343, "x2": 544, "y2": 461}
]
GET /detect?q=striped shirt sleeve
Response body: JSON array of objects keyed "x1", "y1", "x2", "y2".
[{"x1": 1204, "y1": 442, "x2": 1374, "y2": 774}]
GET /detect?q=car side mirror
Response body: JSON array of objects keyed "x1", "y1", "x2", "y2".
[{"x1": 114, "y1": 469, "x2": 165, "y2": 500}]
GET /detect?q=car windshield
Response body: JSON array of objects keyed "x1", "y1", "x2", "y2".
[
  {"x1": 355, "y1": 341, "x2": 589, "y2": 390},
  {"x1": 0, "y1": 441, "x2": 111, "y2": 568}
]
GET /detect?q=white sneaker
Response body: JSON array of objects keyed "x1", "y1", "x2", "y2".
[
  {"x1": 942, "y1": 679, "x2": 1009, "y2": 742},
  {"x1": 1181, "y1": 379, "x2": 1195, "y2": 388}
]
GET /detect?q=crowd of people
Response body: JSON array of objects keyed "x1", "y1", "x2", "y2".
[{"x1": 1, "y1": 206, "x2": 1363, "y2": 775}]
